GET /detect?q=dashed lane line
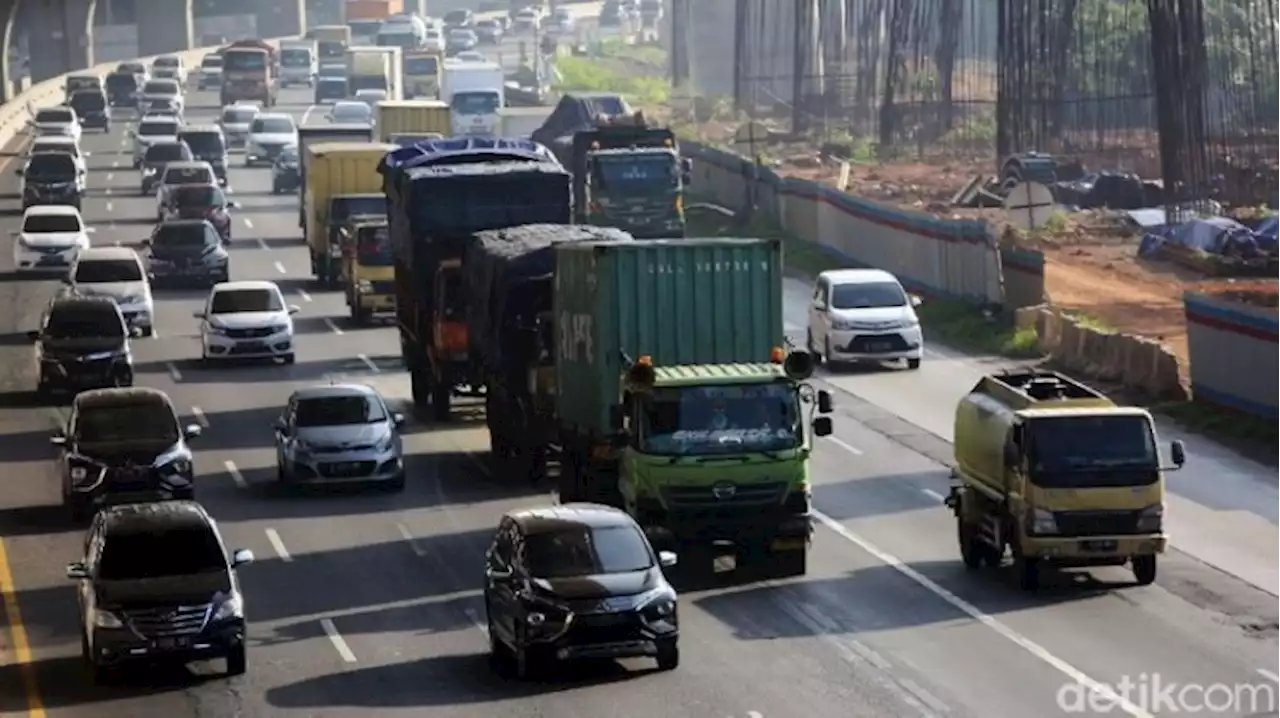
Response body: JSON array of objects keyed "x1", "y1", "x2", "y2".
[
  {"x1": 264, "y1": 528, "x2": 293, "y2": 562},
  {"x1": 165, "y1": 361, "x2": 183, "y2": 381},
  {"x1": 319, "y1": 618, "x2": 357, "y2": 663},
  {"x1": 191, "y1": 406, "x2": 209, "y2": 428},
  {"x1": 223, "y1": 460, "x2": 248, "y2": 489},
  {"x1": 357, "y1": 354, "x2": 379, "y2": 373},
  {"x1": 274, "y1": 261, "x2": 287, "y2": 274},
  {"x1": 323, "y1": 317, "x2": 344, "y2": 335}
]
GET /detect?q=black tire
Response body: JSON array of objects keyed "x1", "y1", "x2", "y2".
[
  {"x1": 1013, "y1": 541, "x2": 1039, "y2": 591},
  {"x1": 906, "y1": 357, "x2": 922, "y2": 370},
  {"x1": 957, "y1": 515, "x2": 984, "y2": 570},
  {"x1": 655, "y1": 638, "x2": 679, "y2": 671},
  {"x1": 69, "y1": 500, "x2": 89, "y2": 524},
  {"x1": 383, "y1": 473, "x2": 406, "y2": 493},
  {"x1": 282, "y1": 353, "x2": 296, "y2": 365},
  {"x1": 1132, "y1": 555, "x2": 1157, "y2": 585},
  {"x1": 225, "y1": 643, "x2": 247, "y2": 676},
  {"x1": 770, "y1": 547, "x2": 807, "y2": 577},
  {"x1": 139, "y1": 326, "x2": 153, "y2": 337},
  {"x1": 431, "y1": 382, "x2": 451, "y2": 422}
]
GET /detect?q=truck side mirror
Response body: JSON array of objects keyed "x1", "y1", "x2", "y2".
[
  {"x1": 817, "y1": 390, "x2": 833, "y2": 414},
  {"x1": 1170, "y1": 439, "x2": 1185, "y2": 467},
  {"x1": 1003, "y1": 442, "x2": 1019, "y2": 465},
  {"x1": 812, "y1": 416, "x2": 833, "y2": 437}
]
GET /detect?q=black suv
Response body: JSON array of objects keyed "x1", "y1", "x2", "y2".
[
  {"x1": 484, "y1": 504, "x2": 680, "y2": 678},
  {"x1": 18, "y1": 152, "x2": 82, "y2": 211},
  {"x1": 52, "y1": 387, "x2": 201, "y2": 521},
  {"x1": 69, "y1": 89, "x2": 110, "y2": 131},
  {"x1": 66, "y1": 501, "x2": 253, "y2": 682},
  {"x1": 105, "y1": 71, "x2": 141, "y2": 107},
  {"x1": 30, "y1": 296, "x2": 133, "y2": 398}
]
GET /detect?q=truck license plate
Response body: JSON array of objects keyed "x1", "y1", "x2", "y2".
[{"x1": 1079, "y1": 539, "x2": 1118, "y2": 552}]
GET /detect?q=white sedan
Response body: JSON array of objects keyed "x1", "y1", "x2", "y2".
[{"x1": 11, "y1": 205, "x2": 93, "y2": 274}]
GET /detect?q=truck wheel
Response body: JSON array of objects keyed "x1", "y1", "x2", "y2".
[
  {"x1": 557, "y1": 447, "x2": 582, "y2": 503},
  {"x1": 957, "y1": 516, "x2": 985, "y2": 570},
  {"x1": 431, "y1": 382, "x2": 451, "y2": 422},
  {"x1": 770, "y1": 548, "x2": 807, "y2": 577},
  {"x1": 351, "y1": 303, "x2": 370, "y2": 324},
  {"x1": 409, "y1": 369, "x2": 432, "y2": 412},
  {"x1": 1012, "y1": 542, "x2": 1040, "y2": 591},
  {"x1": 1131, "y1": 555, "x2": 1157, "y2": 585}
]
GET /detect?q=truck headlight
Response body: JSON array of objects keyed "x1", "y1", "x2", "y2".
[
  {"x1": 1135, "y1": 504, "x2": 1163, "y2": 532},
  {"x1": 1027, "y1": 507, "x2": 1057, "y2": 535}
]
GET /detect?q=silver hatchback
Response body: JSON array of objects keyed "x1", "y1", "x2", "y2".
[{"x1": 273, "y1": 383, "x2": 406, "y2": 490}]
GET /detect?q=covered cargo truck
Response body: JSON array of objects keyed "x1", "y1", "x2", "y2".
[
  {"x1": 374, "y1": 100, "x2": 450, "y2": 143},
  {"x1": 220, "y1": 40, "x2": 278, "y2": 107},
  {"x1": 303, "y1": 141, "x2": 395, "y2": 286},
  {"x1": 946, "y1": 370, "x2": 1185, "y2": 590},
  {"x1": 378, "y1": 137, "x2": 570, "y2": 420},
  {"x1": 547, "y1": 237, "x2": 833, "y2": 576},
  {"x1": 296, "y1": 124, "x2": 376, "y2": 229}
]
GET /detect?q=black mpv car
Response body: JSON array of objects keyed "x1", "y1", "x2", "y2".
[
  {"x1": 52, "y1": 387, "x2": 202, "y2": 521},
  {"x1": 484, "y1": 504, "x2": 680, "y2": 679},
  {"x1": 69, "y1": 89, "x2": 110, "y2": 131},
  {"x1": 66, "y1": 501, "x2": 253, "y2": 682},
  {"x1": 31, "y1": 296, "x2": 133, "y2": 397}
]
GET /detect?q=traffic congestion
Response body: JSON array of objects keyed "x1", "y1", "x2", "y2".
[{"x1": 0, "y1": 5, "x2": 1274, "y2": 718}]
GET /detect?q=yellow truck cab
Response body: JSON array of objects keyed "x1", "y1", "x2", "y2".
[
  {"x1": 339, "y1": 218, "x2": 395, "y2": 323},
  {"x1": 302, "y1": 141, "x2": 394, "y2": 286},
  {"x1": 374, "y1": 100, "x2": 451, "y2": 143},
  {"x1": 947, "y1": 370, "x2": 1185, "y2": 590},
  {"x1": 402, "y1": 51, "x2": 443, "y2": 99}
]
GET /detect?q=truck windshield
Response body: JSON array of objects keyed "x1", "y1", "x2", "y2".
[
  {"x1": 592, "y1": 152, "x2": 677, "y2": 191},
  {"x1": 281, "y1": 49, "x2": 311, "y2": 66},
  {"x1": 331, "y1": 196, "x2": 385, "y2": 223},
  {"x1": 641, "y1": 383, "x2": 800, "y2": 456},
  {"x1": 348, "y1": 20, "x2": 381, "y2": 37},
  {"x1": 355, "y1": 226, "x2": 393, "y2": 265},
  {"x1": 404, "y1": 56, "x2": 438, "y2": 75},
  {"x1": 223, "y1": 51, "x2": 267, "y2": 71},
  {"x1": 377, "y1": 32, "x2": 416, "y2": 48},
  {"x1": 451, "y1": 91, "x2": 498, "y2": 115},
  {"x1": 1027, "y1": 415, "x2": 1159, "y2": 486}
]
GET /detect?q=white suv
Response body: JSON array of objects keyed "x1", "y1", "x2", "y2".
[
  {"x1": 12, "y1": 205, "x2": 93, "y2": 274},
  {"x1": 196, "y1": 281, "x2": 299, "y2": 364},
  {"x1": 807, "y1": 268, "x2": 924, "y2": 370},
  {"x1": 65, "y1": 246, "x2": 155, "y2": 336}
]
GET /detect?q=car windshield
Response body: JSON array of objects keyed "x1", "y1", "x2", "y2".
[
  {"x1": 450, "y1": 91, "x2": 498, "y2": 115},
  {"x1": 252, "y1": 117, "x2": 295, "y2": 134},
  {"x1": 404, "y1": 56, "x2": 438, "y2": 75},
  {"x1": 449, "y1": 29, "x2": 476, "y2": 41},
  {"x1": 164, "y1": 167, "x2": 213, "y2": 185},
  {"x1": 145, "y1": 144, "x2": 188, "y2": 162},
  {"x1": 67, "y1": 77, "x2": 97, "y2": 91},
  {"x1": 75, "y1": 259, "x2": 143, "y2": 283},
  {"x1": 117, "y1": 63, "x2": 144, "y2": 74},
  {"x1": 154, "y1": 56, "x2": 179, "y2": 67},
  {"x1": 524, "y1": 525, "x2": 653, "y2": 578},
  {"x1": 331, "y1": 196, "x2": 385, "y2": 222},
  {"x1": 1028, "y1": 415, "x2": 1160, "y2": 487},
  {"x1": 24, "y1": 214, "x2": 81, "y2": 233},
  {"x1": 319, "y1": 66, "x2": 347, "y2": 78},
  {"x1": 143, "y1": 80, "x2": 177, "y2": 95},
  {"x1": 71, "y1": 93, "x2": 104, "y2": 111},
  {"x1": 332, "y1": 103, "x2": 371, "y2": 122},
  {"x1": 210, "y1": 288, "x2": 282, "y2": 314},
  {"x1": 641, "y1": 383, "x2": 801, "y2": 456},
  {"x1": 444, "y1": 10, "x2": 469, "y2": 23},
  {"x1": 222, "y1": 107, "x2": 257, "y2": 123},
  {"x1": 202, "y1": 56, "x2": 222, "y2": 68},
  {"x1": 24, "y1": 154, "x2": 76, "y2": 180},
  {"x1": 592, "y1": 152, "x2": 677, "y2": 190},
  {"x1": 97, "y1": 527, "x2": 225, "y2": 580},
  {"x1": 180, "y1": 132, "x2": 224, "y2": 155},
  {"x1": 155, "y1": 224, "x2": 212, "y2": 248},
  {"x1": 45, "y1": 307, "x2": 123, "y2": 339},
  {"x1": 830, "y1": 280, "x2": 907, "y2": 309},
  {"x1": 281, "y1": 48, "x2": 311, "y2": 66},
  {"x1": 139, "y1": 121, "x2": 178, "y2": 136},
  {"x1": 295, "y1": 395, "x2": 386, "y2": 426},
  {"x1": 32, "y1": 141, "x2": 76, "y2": 156},
  {"x1": 173, "y1": 185, "x2": 225, "y2": 207},
  {"x1": 106, "y1": 73, "x2": 137, "y2": 89},
  {"x1": 348, "y1": 20, "x2": 381, "y2": 36},
  {"x1": 35, "y1": 109, "x2": 73, "y2": 124},
  {"x1": 75, "y1": 401, "x2": 179, "y2": 444}
]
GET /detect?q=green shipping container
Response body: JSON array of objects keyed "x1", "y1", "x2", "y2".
[{"x1": 554, "y1": 237, "x2": 784, "y2": 436}]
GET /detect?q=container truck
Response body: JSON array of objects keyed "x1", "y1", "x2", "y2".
[
  {"x1": 378, "y1": 137, "x2": 569, "y2": 420},
  {"x1": 479, "y1": 235, "x2": 833, "y2": 577},
  {"x1": 220, "y1": 40, "x2": 278, "y2": 107},
  {"x1": 346, "y1": 46, "x2": 396, "y2": 95},
  {"x1": 946, "y1": 370, "x2": 1185, "y2": 590},
  {"x1": 439, "y1": 59, "x2": 504, "y2": 136},
  {"x1": 312, "y1": 25, "x2": 352, "y2": 60},
  {"x1": 303, "y1": 141, "x2": 396, "y2": 287},
  {"x1": 296, "y1": 124, "x2": 376, "y2": 230},
  {"x1": 374, "y1": 100, "x2": 450, "y2": 143},
  {"x1": 279, "y1": 40, "x2": 317, "y2": 87},
  {"x1": 403, "y1": 50, "x2": 443, "y2": 99}
]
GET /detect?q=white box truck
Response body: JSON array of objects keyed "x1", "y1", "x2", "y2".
[{"x1": 440, "y1": 59, "x2": 504, "y2": 136}]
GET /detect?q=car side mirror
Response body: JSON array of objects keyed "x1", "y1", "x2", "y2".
[
  {"x1": 65, "y1": 562, "x2": 88, "y2": 580},
  {"x1": 229, "y1": 201, "x2": 240, "y2": 208},
  {"x1": 192, "y1": 310, "x2": 204, "y2": 319},
  {"x1": 910, "y1": 294, "x2": 923, "y2": 307},
  {"x1": 231, "y1": 548, "x2": 255, "y2": 567},
  {"x1": 287, "y1": 305, "x2": 300, "y2": 315},
  {"x1": 26, "y1": 330, "x2": 40, "y2": 341},
  {"x1": 392, "y1": 412, "x2": 406, "y2": 428},
  {"x1": 183, "y1": 424, "x2": 202, "y2": 439},
  {"x1": 817, "y1": 390, "x2": 833, "y2": 414},
  {"x1": 658, "y1": 550, "x2": 678, "y2": 568},
  {"x1": 49, "y1": 431, "x2": 66, "y2": 446},
  {"x1": 486, "y1": 566, "x2": 513, "y2": 582},
  {"x1": 274, "y1": 417, "x2": 287, "y2": 433},
  {"x1": 1170, "y1": 439, "x2": 1186, "y2": 467},
  {"x1": 141, "y1": 238, "x2": 151, "y2": 246},
  {"x1": 13, "y1": 168, "x2": 22, "y2": 176},
  {"x1": 812, "y1": 416, "x2": 833, "y2": 437}
]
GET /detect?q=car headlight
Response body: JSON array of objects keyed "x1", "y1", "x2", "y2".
[
  {"x1": 1027, "y1": 507, "x2": 1057, "y2": 535},
  {"x1": 94, "y1": 610, "x2": 124, "y2": 629},
  {"x1": 269, "y1": 324, "x2": 288, "y2": 335},
  {"x1": 119, "y1": 294, "x2": 144, "y2": 305},
  {"x1": 830, "y1": 318, "x2": 855, "y2": 331},
  {"x1": 206, "y1": 324, "x2": 228, "y2": 335},
  {"x1": 68, "y1": 459, "x2": 106, "y2": 490},
  {"x1": 1136, "y1": 504, "x2": 1163, "y2": 532},
  {"x1": 143, "y1": 167, "x2": 157, "y2": 176},
  {"x1": 159, "y1": 458, "x2": 192, "y2": 476},
  {"x1": 212, "y1": 593, "x2": 243, "y2": 621}
]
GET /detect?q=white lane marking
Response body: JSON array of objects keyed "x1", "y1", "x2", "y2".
[
  {"x1": 298, "y1": 289, "x2": 312, "y2": 302},
  {"x1": 106, "y1": 172, "x2": 114, "y2": 182},
  {"x1": 1260, "y1": 668, "x2": 1280, "y2": 682},
  {"x1": 223, "y1": 460, "x2": 247, "y2": 489},
  {"x1": 111, "y1": 159, "x2": 119, "y2": 168},
  {"x1": 191, "y1": 406, "x2": 209, "y2": 428},
  {"x1": 244, "y1": 217, "x2": 254, "y2": 229},
  {"x1": 896, "y1": 678, "x2": 949, "y2": 716},
  {"x1": 462, "y1": 606, "x2": 489, "y2": 638},
  {"x1": 920, "y1": 488, "x2": 946, "y2": 503},
  {"x1": 105, "y1": 201, "x2": 113, "y2": 213},
  {"x1": 811, "y1": 510, "x2": 1153, "y2": 718},
  {"x1": 264, "y1": 528, "x2": 293, "y2": 562},
  {"x1": 396, "y1": 523, "x2": 427, "y2": 557},
  {"x1": 323, "y1": 317, "x2": 344, "y2": 335},
  {"x1": 828, "y1": 436, "x2": 863, "y2": 455},
  {"x1": 104, "y1": 187, "x2": 112, "y2": 196},
  {"x1": 150, "y1": 328, "x2": 159, "y2": 339},
  {"x1": 301, "y1": 105, "x2": 319, "y2": 124},
  {"x1": 165, "y1": 361, "x2": 183, "y2": 381},
  {"x1": 257, "y1": 237, "x2": 269, "y2": 251},
  {"x1": 114, "y1": 240, "x2": 122, "y2": 247},
  {"x1": 357, "y1": 354, "x2": 379, "y2": 373},
  {"x1": 274, "y1": 261, "x2": 287, "y2": 274},
  {"x1": 319, "y1": 618, "x2": 358, "y2": 663}
]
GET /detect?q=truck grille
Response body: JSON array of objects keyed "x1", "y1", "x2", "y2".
[
  {"x1": 123, "y1": 603, "x2": 211, "y2": 638},
  {"x1": 660, "y1": 481, "x2": 787, "y2": 508},
  {"x1": 1053, "y1": 510, "x2": 1142, "y2": 536}
]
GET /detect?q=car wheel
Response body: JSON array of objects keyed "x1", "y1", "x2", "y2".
[
  {"x1": 384, "y1": 472, "x2": 406, "y2": 493},
  {"x1": 139, "y1": 327, "x2": 153, "y2": 337},
  {"x1": 282, "y1": 353, "x2": 295, "y2": 365},
  {"x1": 655, "y1": 638, "x2": 680, "y2": 670},
  {"x1": 906, "y1": 357, "x2": 921, "y2": 370},
  {"x1": 225, "y1": 644, "x2": 247, "y2": 676}
]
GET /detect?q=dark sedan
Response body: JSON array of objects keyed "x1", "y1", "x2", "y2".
[
  {"x1": 69, "y1": 90, "x2": 110, "y2": 131},
  {"x1": 271, "y1": 145, "x2": 301, "y2": 194},
  {"x1": 166, "y1": 185, "x2": 238, "y2": 243},
  {"x1": 144, "y1": 219, "x2": 230, "y2": 287}
]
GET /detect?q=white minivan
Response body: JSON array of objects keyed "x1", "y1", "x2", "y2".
[{"x1": 807, "y1": 268, "x2": 924, "y2": 369}]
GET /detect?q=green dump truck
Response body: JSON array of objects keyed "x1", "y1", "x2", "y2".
[
  {"x1": 567, "y1": 125, "x2": 690, "y2": 238},
  {"x1": 478, "y1": 234, "x2": 834, "y2": 576}
]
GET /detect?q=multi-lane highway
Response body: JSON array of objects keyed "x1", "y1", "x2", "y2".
[{"x1": 0, "y1": 59, "x2": 1276, "y2": 718}]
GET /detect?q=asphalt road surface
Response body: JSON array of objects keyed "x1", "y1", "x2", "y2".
[{"x1": 0, "y1": 83, "x2": 1276, "y2": 718}]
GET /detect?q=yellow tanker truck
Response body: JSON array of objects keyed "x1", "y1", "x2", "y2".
[{"x1": 945, "y1": 370, "x2": 1185, "y2": 590}]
